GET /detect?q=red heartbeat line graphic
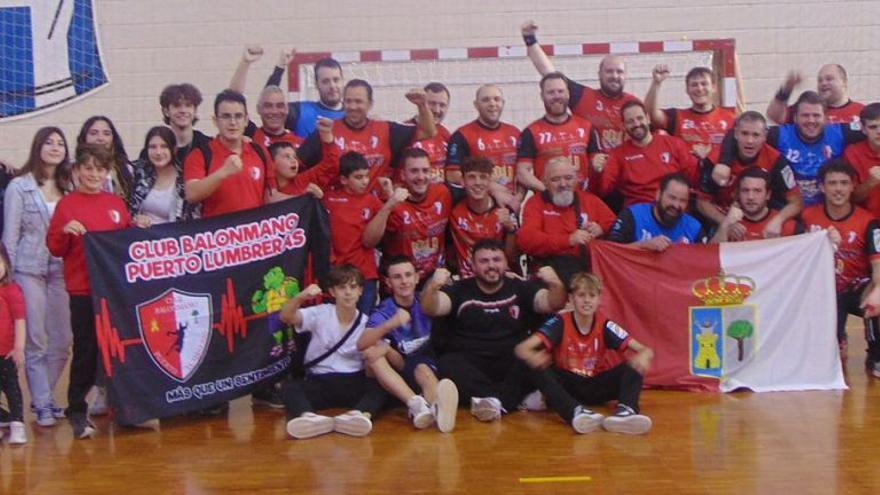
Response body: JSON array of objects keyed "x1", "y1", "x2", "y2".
[{"x1": 95, "y1": 278, "x2": 266, "y2": 376}]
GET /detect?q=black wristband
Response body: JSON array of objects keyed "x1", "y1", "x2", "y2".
[
  {"x1": 523, "y1": 34, "x2": 537, "y2": 47},
  {"x1": 775, "y1": 87, "x2": 792, "y2": 101}
]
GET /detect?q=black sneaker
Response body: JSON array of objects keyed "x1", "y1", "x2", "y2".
[
  {"x1": 252, "y1": 387, "x2": 284, "y2": 409},
  {"x1": 69, "y1": 413, "x2": 96, "y2": 439},
  {"x1": 602, "y1": 404, "x2": 652, "y2": 435},
  {"x1": 199, "y1": 402, "x2": 230, "y2": 416}
]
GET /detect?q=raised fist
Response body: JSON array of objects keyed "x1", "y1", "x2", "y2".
[
  {"x1": 652, "y1": 64, "x2": 670, "y2": 84},
  {"x1": 394, "y1": 307, "x2": 412, "y2": 327},
  {"x1": 430, "y1": 268, "x2": 452, "y2": 287},
  {"x1": 711, "y1": 163, "x2": 732, "y2": 187},
  {"x1": 521, "y1": 20, "x2": 538, "y2": 36},
  {"x1": 536, "y1": 265, "x2": 561, "y2": 285},
  {"x1": 316, "y1": 117, "x2": 334, "y2": 143},
  {"x1": 277, "y1": 48, "x2": 296, "y2": 68},
  {"x1": 222, "y1": 154, "x2": 244, "y2": 177},
  {"x1": 301, "y1": 284, "x2": 323, "y2": 298},
  {"x1": 405, "y1": 88, "x2": 428, "y2": 106},
  {"x1": 390, "y1": 187, "x2": 410, "y2": 204},
  {"x1": 243, "y1": 45, "x2": 264, "y2": 63}
]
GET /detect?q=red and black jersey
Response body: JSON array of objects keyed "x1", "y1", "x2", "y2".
[
  {"x1": 518, "y1": 115, "x2": 600, "y2": 191},
  {"x1": 537, "y1": 310, "x2": 631, "y2": 377},
  {"x1": 800, "y1": 204, "x2": 880, "y2": 292},
  {"x1": 383, "y1": 184, "x2": 452, "y2": 278},
  {"x1": 845, "y1": 141, "x2": 880, "y2": 218},
  {"x1": 517, "y1": 189, "x2": 616, "y2": 259},
  {"x1": 601, "y1": 133, "x2": 701, "y2": 206},
  {"x1": 297, "y1": 119, "x2": 417, "y2": 195},
  {"x1": 567, "y1": 79, "x2": 641, "y2": 151},
  {"x1": 700, "y1": 143, "x2": 800, "y2": 211},
  {"x1": 322, "y1": 189, "x2": 383, "y2": 280},
  {"x1": 251, "y1": 126, "x2": 304, "y2": 150},
  {"x1": 183, "y1": 137, "x2": 271, "y2": 218},
  {"x1": 449, "y1": 199, "x2": 509, "y2": 278},
  {"x1": 784, "y1": 100, "x2": 865, "y2": 127},
  {"x1": 403, "y1": 120, "x2": 450, "y2": 184},
  {"x1": 664, "y1": 106, "x2": 736, "y2": 156},
  {"x1": 739, "y1": 209, "x2": 797, "y2": 241},
  {"x1": 447, "y1": 119, "x2": 520, "y2": 192}
]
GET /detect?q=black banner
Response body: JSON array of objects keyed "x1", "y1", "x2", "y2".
[{"x1": 85, "y1": 197, "x2": 330, "y2": 424}]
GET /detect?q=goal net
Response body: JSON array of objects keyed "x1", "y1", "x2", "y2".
[{"x1": 287, "y1": 39, "x2": 737, "y2": 131}]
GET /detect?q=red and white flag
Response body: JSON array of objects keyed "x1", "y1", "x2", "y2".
[{"x1": 590, "y1": 231, "x2": 846, "y2": 392}]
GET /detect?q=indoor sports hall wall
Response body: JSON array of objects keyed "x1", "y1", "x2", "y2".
[{"x1": 0, "y1": 0, "x2": 877, "y2": 165}]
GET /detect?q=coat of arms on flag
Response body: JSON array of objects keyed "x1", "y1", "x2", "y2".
[
  {"x1": 136, "y1": 289, "x2": 213, "y2": 383},
  {"x1": 0, "y1": 0, "x2": 108, "y2": 121},
  {"x1": 689, "y1": 271, "x2": 757, "y2": 379}
]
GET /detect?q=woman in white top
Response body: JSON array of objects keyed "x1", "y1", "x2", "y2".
[
  {"x1": 127, "y1": 126, "x2": 186, "y2": 225},
  {"x1": 2, "y1": 127, "x2": 73, "y2": 426}
]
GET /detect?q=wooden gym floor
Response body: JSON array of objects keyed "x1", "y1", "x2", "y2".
[{"x1": 2, "y1": 324, "x2": 879, "y2": 495}]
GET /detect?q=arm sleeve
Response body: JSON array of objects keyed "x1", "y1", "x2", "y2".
[
  {"x1": 2, "y1": 183, "x2": 22, "y2": 271},
  {"x1": 266, "y1": 66, "x2": 285, "y2": 87},
  {"x1": 389, "y1": 122, "x2": 419, "y2": 167},
  {"x1": 183, "y1": 147, "x2": 208, "y2": 182},
  {"x1": 296, "y1": 131, "x2": 323, "y2": 168},
  {"x1": 566, "y1": 77, "x2": 586, "y2": 110},
  {"x1": 446, "y1": 130, "x2": 470, "y2": 166},
  {"x1": 607, "y1": 208, "x2": 636, "y2": 243},
  {"x1": 603, "y1": 319, "x2": 631, "y2": 351},
  {"x1": 537, "y1": 315, "x2": 565, "y2": 350},
  {"x1": 517, "y1": 128, "x2": 537, "y2": 161},
  {"x1": 294, "y1": 305, "x2": 319, "y2": 334}
]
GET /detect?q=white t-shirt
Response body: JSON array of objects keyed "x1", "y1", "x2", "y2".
[
  {"x1": 296, "y1": 304, "x2": 366, "y2": 375},
  {"x1": 139, "y1": 184, "x2": 175, "y2": 224}
]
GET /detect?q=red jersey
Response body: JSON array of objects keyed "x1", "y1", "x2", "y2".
[
  {"x1": 518, "y1": 115, "x2": 600, "y2": 191},
  {"x1": 278, "y1": 142, "x2": 340, "y2": 196},
  {"x1": 183, "y1": 137, "x2": 270, "y2": 218},
  {"x1": 449, "y1": 199, "x2": 509, "y2": 277},
  {"x1": 785, "y1": 100, "x2": 865, "y2": 126},
  {"x1": 601, "y1": 133, "x2": 701, "y2": 206},
  {"x1": 738, "y1": 209, "x2": 796, "y2": 241},
  {"x1": 845, "y1": 141, "x2": 880, "y2": 218},
  {"x1": 568, "y1": 80, "x2": 641, "y2": 151},
  {"x1": 700, "y1": 143, "x2": 800, "y2": 211},
  {"x1": 537, "y1": 310, "x2": 631, "y2": 377},
  {"x1": 800, "y1": 204, "x2": 880, "y2": 292},
  {"x1": 664, "y1": 106, "x2": 736, "y2": 156},
  {"x1": 405, "y1": 120, "x2": 450, "y2": 184},
  {"x1": 47, "y1": 191, "x2": 131, "y2": 295},
  {"x1": 322, "y1": 189, "x2": 383, "y2": 280},
  {"x1": 383, "y1": 184, "x2": 452, "y2": 277},
  {"x1": 252, "y1": 126, "x2": 304, "y2": 149},
  {"x1": 0, "y1": 283, "x2": 25, "y2": 355},
  {"x1": 297, "y1": 119, "x2": 417, "y2": 195},
  {"x1": 447, "y1": 120, "x2": 520, "y2": 192},
  {"x1": 518, "y1": 189, "x2": 616, "y2": 258}
]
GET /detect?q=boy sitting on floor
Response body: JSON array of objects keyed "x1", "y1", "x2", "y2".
[{"x1": 515, "y1": 272, "x2": 654, "y2": 435}]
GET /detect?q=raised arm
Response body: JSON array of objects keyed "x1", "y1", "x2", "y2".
[
  {"x1": 521, "y1": 20, "x2": 556, "y2": 76},
  {"x1": 533, "y1": 265, "x2": 567, "y2": 313},
  {"x1": 644, "y1": 64, "x2": 670, "y2": 130},
  {"x1": 406, "y1": 89, "x2": 438, "y2": 141},
  {"x1": 229, "y1": 46, "x2": 264, "y2": 93},
  {"x1": 362, "y1": 187, "x2": 409, "y2": 248},
  {"x1": 766, "y1": 71, "x2": 801, "y2": 124},
  {"x1": 420, "y1": 268, "x2": 453, "y2": 317},
  {"x1": 279, "y1": 284, "x2": 323, "y2": 327}
]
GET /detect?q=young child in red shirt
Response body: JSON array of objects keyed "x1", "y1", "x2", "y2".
[
  {"x1": 0, "y1": 246, "x2": 27, "y2": 444},
  {"x1": 47, "y1": 144, "x2": 134, "y2": 439}
]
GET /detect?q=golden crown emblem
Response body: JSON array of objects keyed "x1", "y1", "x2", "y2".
[{"x1": 691, "y1": 271, "x2": 755, "y2": 306}]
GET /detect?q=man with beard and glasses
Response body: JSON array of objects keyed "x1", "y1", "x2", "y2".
[
  {"x1": 446, "y1": 85, "x2": 521, "y2": 195},
  {"x1": 516, "y1": 72, "x2": 602, "y2": 194},
  {"x1": 697, "y1": 111, "x2": 802, "y2": 236},
  {"x1": 421, "y1": 239, "x2": 567, "y2": 422},
  {"x1": 797, "y1": 159, "x2": 880, "y2": 371},
  {"x1": 522, "y1": 20, "x2": 640, "y2": 152},
  {"x1": 600, "y1": 101, "x2": 703, "y2": 207},
  {"x1": 710, "y1": 167, "x2": 796, "y2": 242},
  {"x1": 518, "y1": 157, "x2": 615, "y2": 276},
  {"x1": 229, "y1": 46, "x2": 304, "y2": 149},
  {"x1": 607, "y1": 173, "x2": 705, "y2": 250}
]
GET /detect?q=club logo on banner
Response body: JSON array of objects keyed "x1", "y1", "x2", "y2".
[
  {"x1": 0, "y1": 0, "x2": 109, "y2": 121},
  {"x1": 136, "y1": 289, "x2": 213, "y2": 383},
  {"x1": 689, "y1": 272, "x2": 757, "y2": 379},
  {"x1": 85, "y1": 197, "x2": 330, "y2": 425}
]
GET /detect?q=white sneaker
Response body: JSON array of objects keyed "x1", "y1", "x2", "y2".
[
  {"x1": 286, "y1": 412, "x2": 334, "y2": 439},
  {"x1": 434, "y1": 379, "x2": 459, "y2": 433},
  {"x1": 571, "y1": 406, "x2": 604, "y2": 434},
  {"x1": 8, "y1": 422, "x2": 27, "y2": 444},
  {"x1": 407, "y1": 395, "x2": 434, "y2": 429},
  {"x1": 871, "y1": 361, "x2": 880, "y2": 379},
  {"x1": 470, "y1": 397, "x2": 502, "y2": 422},
  {"x1": 602, "y1": 405, "x2": 652, "y2": 435},
  {"x1": 518, "y1": 390, "x2": 547, "y2": 411},
  {"x1": 89, "y1": 386, "x2": 109, "y2": 416},
  {"x1": 333, "y1": 410, "x2": 372, "y2": 437}
]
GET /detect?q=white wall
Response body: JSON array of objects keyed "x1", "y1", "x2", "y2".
[{"x1": 1, "y1": 0, "x2": 878, "y2": 165}]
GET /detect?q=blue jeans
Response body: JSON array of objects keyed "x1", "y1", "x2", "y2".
[{"x1": 17, "y1": 270, "x2": 71, "y2": 410}]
